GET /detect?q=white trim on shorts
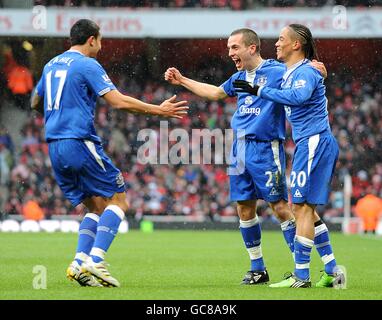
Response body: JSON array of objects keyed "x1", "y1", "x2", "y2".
[
  {"x1": 84, "y1": 140, "x2": 106, "y2": 172},
  {"x1": 271, "y1": 140, "x2": 282, "y2": 173},
  {"x1": 307, "y1": 134, "x2": 320, "y2": 176}
]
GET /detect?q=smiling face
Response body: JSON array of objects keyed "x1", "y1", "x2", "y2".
[
  {"x1": 275, "y1": 27, "x2": 298, "y2": 62},
  {"x1": 227, "y1": 33, "x2": 257, "y2": 71}
]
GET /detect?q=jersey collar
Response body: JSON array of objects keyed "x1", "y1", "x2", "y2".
[
  {"x1": 282, "y1": 58, "x2": 308, "y2": 83},
  {"x1": 245, "y1": 59, "x2": 265, "y2": 83},
  {"x1": 246, "y1": 59, "x2": 265, "y2": 76},
  {"x1": 66, "y1": 49, "x2": 85, "y2": 56}
]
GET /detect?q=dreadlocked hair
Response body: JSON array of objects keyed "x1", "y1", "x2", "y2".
[{"x1": 288, "y1": 24, "x2": 319, "y2": 61}]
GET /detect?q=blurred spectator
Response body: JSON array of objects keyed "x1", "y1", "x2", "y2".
[
  {"x1": 22, "y1": 196, "x2": 45, "y2": 221},
  {"x1": 3, "y1": 42, "x2": 34, "y2": 110},
  {"x1": 7, "y1": 63, "x2": 34, "y2": 109},
  {"x1": 354, "y1": 193, "x2": 382, "y2": 234},
  {"x1": 0, "y1": 126, "x2": 14, "y2": 187},
  {"x1": 0, "y1": 142, "x2": 13, "y2": 185},
  {"x1": 0, "y1": 126, "x2": 14, "y2": 152}
]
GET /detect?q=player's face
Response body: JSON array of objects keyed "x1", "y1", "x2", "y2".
[
  {"x1": 227, "y1": 34, "x2": 255, "y2": 71},
  {"x1": 275, "y1": 27, "x2": 295, "y2": 62}
]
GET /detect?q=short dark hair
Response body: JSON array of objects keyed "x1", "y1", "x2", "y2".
[
  {"x1": 70, "y1": 19, "x2": 100, "y2": 46},
  {"x1": 288, "y1": 24, "x2": 318, "y2": 60},
  {"x1": 230, "y1": 28, "x2": 261, "y2": 54}
]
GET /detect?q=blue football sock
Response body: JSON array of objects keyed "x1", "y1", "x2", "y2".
[
  {"x1": 240, "y1": 217, "x2": 265, "y2": 272},
  {"x1": 90, "y1": 205, "x2": 124, "y2": 263},
  {"x1": 294, "y1": 235, "x2": 314, "y2": 281},
  {"x1": 75, "y1": 213, "x2": 99, "y2": 265},
  {"x1": 280, "y1": 218, "x2": 296, "y2": 253},
  {"x1": 314, "y1": 220, "x2": 337, "y2": 275}
]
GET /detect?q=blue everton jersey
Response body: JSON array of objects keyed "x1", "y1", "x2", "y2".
[
  {"x1": 36, "y1": 50, "x2": 116, "y2": 143},
  {"x1": 220, "y1": 59, "x2": 286, "y2": 141},
  {"x1": 259, "y1": 59, "x2": 330, "y2": 142}
]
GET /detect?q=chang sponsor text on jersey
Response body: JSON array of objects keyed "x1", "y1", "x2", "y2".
[{"x1": 220, "y1": 59, "x2": 286, "y2": 141}]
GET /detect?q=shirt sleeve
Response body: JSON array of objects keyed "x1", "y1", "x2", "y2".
[
  {"x1": 84, "y1": 59, "x2": 116, "y2": 96},
  {"x1": 259, "y1": 68, "x2": 319, "y2": 106},
  {"x1": 220, "y1": 72, "x2": 242, "y2": 97}
]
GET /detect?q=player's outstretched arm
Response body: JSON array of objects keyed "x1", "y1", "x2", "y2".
[
  {"x1": 103, "y1": 90, "x2": 188, "y2": 119},
  {"x1": 164, "y1": 67, "x2": 227, "y2": 101},
  {"x1": 233, "y1": 70, "x2": 315, "y2": 106}
]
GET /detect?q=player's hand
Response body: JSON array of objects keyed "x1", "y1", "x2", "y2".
[
  {"x1": 159, "y1": 94, "x2": 189, "y2": 119},
  {"x1": 164, "y1": 67, "x2": 183, "y2": 85},
  {"x1": 311, "y1": 59, "x2": 327, "y2": 79},
  {"x1": 233, "y1": 80, "x2": 260, "y2": 96}
]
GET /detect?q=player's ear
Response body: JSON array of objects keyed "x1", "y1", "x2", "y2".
[
  {"x1": 250, "y1": 44, "x2": 257, "y2": 55},
  {"x1": 88, "y1": 35, "x2": 96, "y2": 47},
  {"x1": 293, "y1": 40, "x2": 301, "y2": 51}
]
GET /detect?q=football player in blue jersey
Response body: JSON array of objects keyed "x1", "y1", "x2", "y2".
[
  {"x1": 234, "y1": 24, "x2": 346, "y2": 288},
  {"x1": 165, "y1": 28, "x2": 327, "y2": 285},
  {"x1": 31, "y1": 19, "x2": 188, "y2": 287}
]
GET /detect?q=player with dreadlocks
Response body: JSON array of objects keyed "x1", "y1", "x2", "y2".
[{"x1": 233, "y1": 24, "x2": 346, "y2": 288}]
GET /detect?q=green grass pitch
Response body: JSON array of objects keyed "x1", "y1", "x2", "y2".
[{"x1": 0, "y1": 230, "x2": 381, "y2": 300}]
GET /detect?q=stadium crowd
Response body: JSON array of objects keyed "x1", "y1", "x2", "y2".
[
  {"x1": 0, "y1": 48, "x2": 381, "y2": 221},
  {"x1": 32, "y1": 0, "x2": 382, "y2": 9}
]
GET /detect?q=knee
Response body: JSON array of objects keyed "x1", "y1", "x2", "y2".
[
  {"x1": 112, "y1": 193, "x2": 129, "y2": 213},
  {"x1": 85, "y1": 199, "x2": 106, "y2": 215},
  {"x1": 270, "y1": 200, "x2": 293, "y2": 222},
  {"x1": 237, "y1": 201, "x2": 257, "y2": 221},
  {"x1": 292, "y1": 203, "x2": 315, "y2": 222},
  {"x1": 117, "y1": 198, "x2": 129, "y2": 213}
]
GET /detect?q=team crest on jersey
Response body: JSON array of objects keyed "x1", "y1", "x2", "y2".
[
  {"x1": 256, "y1": 76, "x2": 267, "y2": 86},
  {"x1": 116, "y1": 172, "x2": 125, "y2": 187},
  {"x1": 244, "y1": 96, "x2": 253, "y2": 105}
]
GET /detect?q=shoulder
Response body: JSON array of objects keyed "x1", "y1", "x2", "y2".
[
  {"x1": 292, "y1": 64, "x2": 321, "y2": 88},
  {"x1": 86, "y1": 57, "x2": 103, "y2": 67},
  {"x1": 297, "y1": 62, "x2": 321, "y2": 78},
  {"x1": 262, "y1": 59, "x2": 286, "y2": 77},
  {"x1": 45, "y1": 53, "x2": 63, "y2": 68},
  {"x1": 231, "y1": 70, "x2": 245, "y2": 80},
  {"x1": 224, "y1": 71, "x2": 245, "y2": 83},
  {"x1": 78, "y1": 56, "x2": 101, "y2": 68},
  {"x1": 264, "y1": 59, "x2": 284, "y2": 67},
  {"x1": 260, "y1": 59, "x2": 285, "y2": 84},
  {"x1": 74, "y1": 57, "x2": 106, "y2": 77},
  {"x1": 263, "y1": 59, "x2": 286, "y2": 71}
]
